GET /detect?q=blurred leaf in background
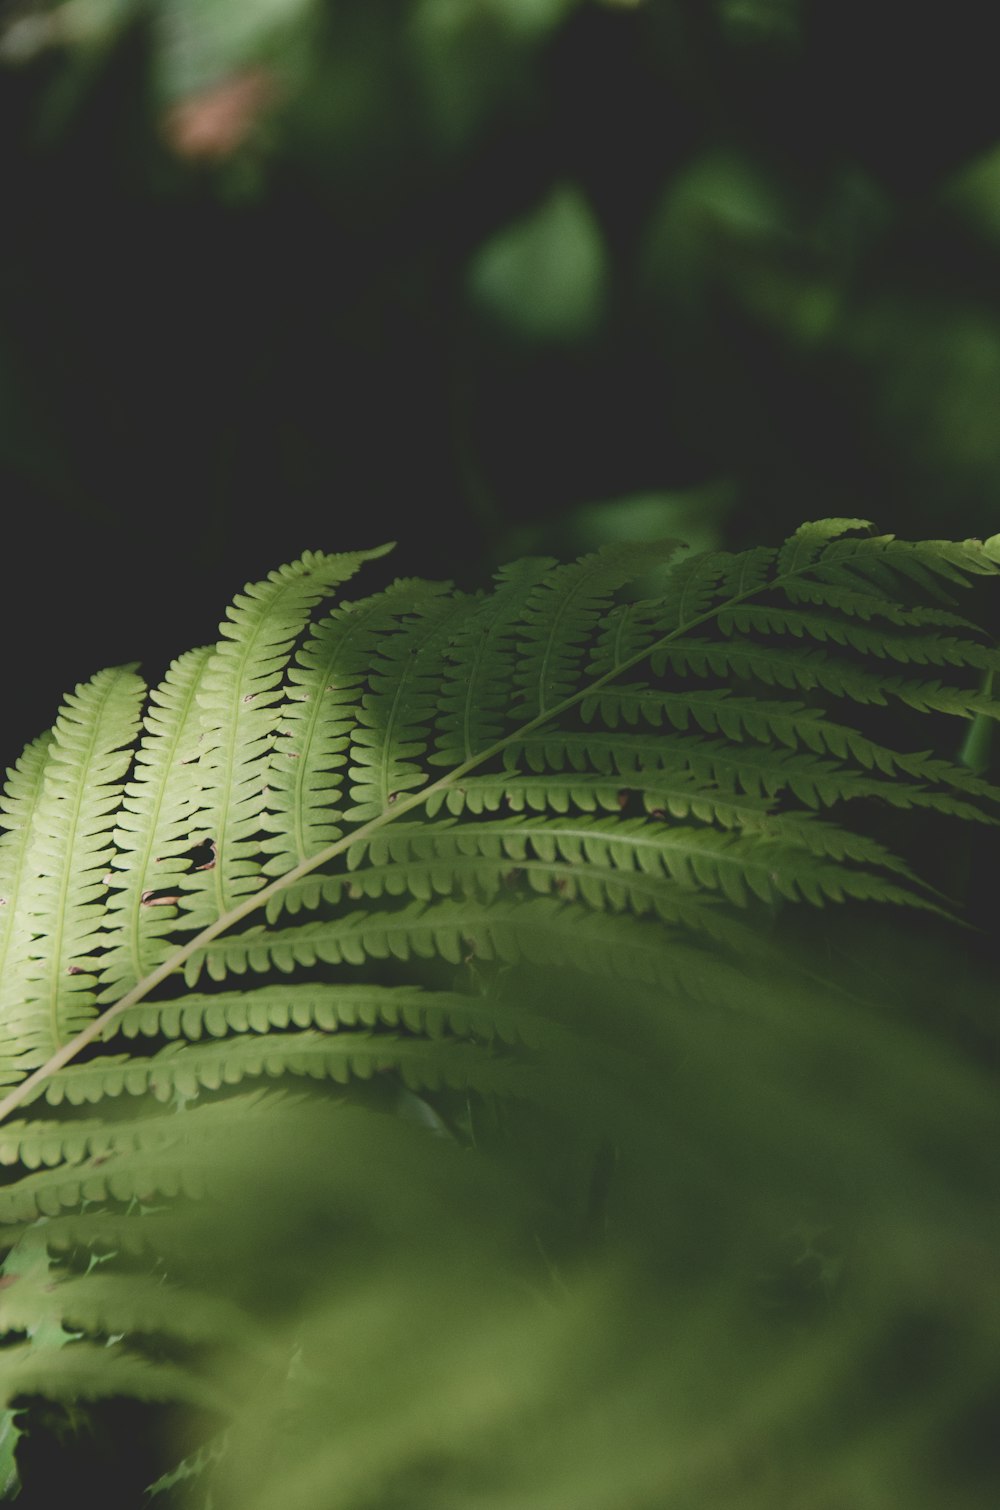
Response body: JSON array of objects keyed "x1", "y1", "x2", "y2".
[{"x1": 468, "y1": 182, "x2": 607, "y2": 344}]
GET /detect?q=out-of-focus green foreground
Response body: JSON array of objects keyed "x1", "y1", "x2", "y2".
[{"x1": 148, "y1": 962, "x2": 1000, "y2": 1510}]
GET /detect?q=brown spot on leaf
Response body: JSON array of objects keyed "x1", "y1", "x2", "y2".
[{"x1": 141, "y1": 891, "x2": 182, "y2": 907}]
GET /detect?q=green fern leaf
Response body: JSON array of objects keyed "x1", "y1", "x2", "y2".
[
  {"x1": 775, "y1": 518, "x2": 875, "y2": 575},
  {"x1": 716, "y1": 602, "x2": 999, "y2": 667},
  {"x1": 268, "y1": 850, "x2": 765, "y2": 954},
  {"x1": 179, "y1": 550, "x2": 387, "y2": 927},
  {"x1": 261, "y1": 580, "x2": 414, "y2": 874},
  {"x1": 0, "y1": 1271, "x2": 256, "y2": 1351},
  {"x1": 776, "y1": 574, "x2": 981, "y2": 628},
  {"x1": 2, "y1": 517, "x2": 996, "y2": 1123},
  {"x1": 97, "y1": 646, "x2": 214, "y2": 1003},
  {"x1": 425, "y1": 768, "x2": 774, "y2": 823},
  {"x1": 0, "y1": 1208, "x2": 193, "y2": 1259},
  {"x1": 0, "y1": 1089, "x2": 278, "y2": 1170},
  {"x1": 344, "y1": 586, "x2": 471, "y2": 821},
  {"x1": 0, "y1": 1343, "x2": 223, "y2": 1412},
  {"x1": 431, "y1": 557, "x2": 554, "y2": 766},
  {"x1": 22, "y1": 1034, "x2": 530, "y2": 1115},
  {"x1": 182, "y1": 896, "x2": 776, "y2": 1006},
  {"x1": 114, "y1": 983, "x2": 420, "y2": 1038},
  {"x1": 807, "y1": 534, "x2": 998, "y2": 600},
  {"x1": 349, "y1": 815, "x2": 927, "y2": 909},
  {"x1": 0, "y1": 734, "x2": 55, "y2": 1086},
  {"x1": 0, "y1": 1113, "x2": 253, "y2": 1212},
  {"x1": 652, "y1": 637, "x2": 995, "y2": 714},
  {"x1": 103, "y1": 984, "x2": 538, "y2": 1049},
  {"x1": 511, "y1": 541, "x2": 684, "y2": 716},
  {"x1": 0, "y1": 667, "x2": 145, "y2": 1083},
  {"x1": 505, "y1": 730, "x2": 1000, "y2": 820}
]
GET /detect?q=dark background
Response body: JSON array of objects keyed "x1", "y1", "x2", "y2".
[{"x1": 3, "y1": 0, "x2": 1000, "y2": 755}]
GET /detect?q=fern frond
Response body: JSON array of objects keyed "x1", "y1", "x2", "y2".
[
  {"x1": 0, "y1": 668, "x2": 145, "y2": 1084},
  {"x1": 656, "y1": 549, "x2": 735, "y2": 630},
  {"x1": 0, "y1": 523, "x2": 995, "y2": 1125},
  {"x1": 589, "y1": 561, "x2": 717, "y2": 674},
  {"x1": 776, "y1": 574, "x2": 983, "y2": 629},
  {"x1": 261, "y1": 581, "x2": 415, "y2": 874},
  {"x1": 610, "y1": 538, "x2": 883, "y2": 675},
  {"x1": 0, "y1": 1090, "x2": 278, "y2": 1170},
  {"x1": 0, "y1": 1343, "x2": 223, "y2": 1411},
  {"x1": 716, "y1": 604, "x2": 999, "y2": 669},
  {"x1": 425, "y1": 768, "x2": 774, "y2": 822},
  {"x1": 511, "y1": 541, "x2": 684, "y2": 716},
  {"x1": 347, "y1": 816, "x2": 929, "y2": 909},
  {"x1": 183, "y1": 898, "x2": 774, "y2": 1008},
  {"x1": 97, "y1": 647, "x2": 214, "y2": 1003},
  {"x1": 507, "y1": 730, "x2": 1000, "y2": 819},
  {"x1": 268, "y1": 852, "x2": 763, "y2": 954},
  {"x1": 0, "y1": 1122, "x2": 237, "y2": 1214},
  {"x1": 793, "y1": 529, "x2": 998, "y2": 601},
  {"x1": 583, "y1": 686, "x2": 835, "y2": 744},
  {"x1": 651, "y1": 637, "x2": 995, "y2": 715},
  {"x1": 775, "y1": 517, "x2": 877, "y2": 574},
  {"x1": 0, "y1": 732, "x2": 54, "y2": 847},
  {"x1": 24, "y1": 1034, "x2": 529, "y2": 1116},
  {"x1": 0, "y1": 1271, "x2": 256, "y2": 1352},
  {"x1": 584, "y1": 684, "x2": 1000, "y2": 769},
  {"x1": 0, "y1": 734, "x2": 55, "y2": 1085},
  {"x1": 345, "y1": 585, "x2": 471, "y2": 821},
  {"x1": 2, "y1": 1210, "x2": 198, "y2": 1262},
  {"x1": 431, "y1": 557, "x2": 555, "y2": 766},
  {"x1": 98, "y1": 983, "x2": 551, "y2": 1053},
  {"x1": 179, "y1": 550, "x2": 388, "y2": 927}
]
